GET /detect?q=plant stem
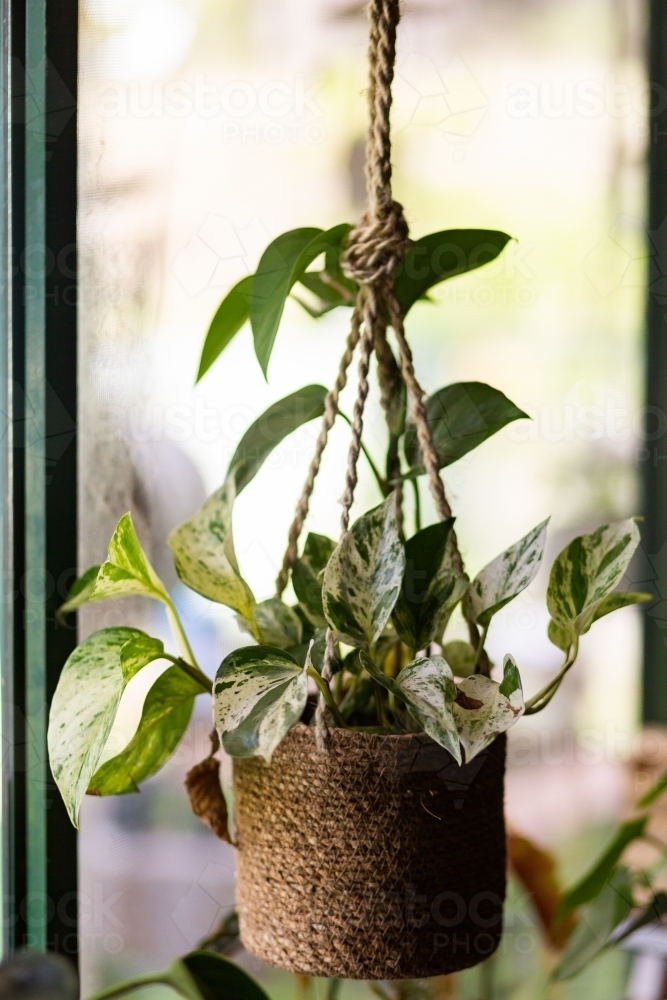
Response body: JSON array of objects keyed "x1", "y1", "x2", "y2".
[
  {"x1": 308, "y1": 667, "x2": 350, "y2": 728},
  {"x1": 86, "y1": 974, "x2": 175, "y2": 1000},
  {"x1": 164, "y1": 653, "x2": 213, "y2": 694},
  {"x1": 524, "y1": 638, "x2": 579, "y2": 714},
  {"x1": 371, "y1": 678, "x2": 389, "y2": 729},
  {"x1": 166, "y1": 598, "x2": 200, "y2": 670},
  {"x1": 337, "y1": 409, "x2": 387, "y2": 495},
  {"x1": 412, "y1": 477, "x2": 421, "y2": 533},
  {"x1": 473, "y1": 624, "x2": 489, "y2": 673}
]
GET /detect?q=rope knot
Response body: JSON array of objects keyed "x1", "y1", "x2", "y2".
[{"x1": 341, "y1": 200, "x2": 410, "y2": 286}]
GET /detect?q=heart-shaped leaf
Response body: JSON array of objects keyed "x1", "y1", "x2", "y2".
[
  {"x1": 197, "y1": 274, "x2": 254, "y2": 383},
  {"x1": 467, "y1": 519, "x2": 549, "y2": 627},
  {"x1": 547, "y1": 519, "x2": 642, "y2": 648},
  {"x1": 243, "y1": 598, "x2": 302, "y2": 649},
  {"x1": 214, "y1": 645, "x2": 307, "y2": 760},
  {"x1": 552, "y1": 868, "x2": 634, "y2": 981},
  {"x1": 89, "y1": 663, "x2": 203, "y2": 795},
  {"x1": 168, "y1": 480, "x2": 257, "y2": 632},
  {"x1": 392, "y1": 520, "x2": 467, "y2": 650},
  {"x1": 404, "y1": 382, "x2": 528, "y2": 473},
  {"x1": 177, "y1": 951, "x2": 270, "y2": 1000},
  {"x1": 584, "y1": 590, "x2": 651, "y2": 632},
  {"x1": 94, "y1": 512, "x2": 170, "y2": 604},
  {"x1": 250, "y1": 224, "x2": 352, "y2": 376},
  {"x1": 361, "y1": 651, "x2": 461, "y2": 762},
  {"x1": 292, "y1": 532, "x2": 337, "y2": 626},
  {"x1": 322, "y1": 493, "x2": 405, "y2": 647},
  {"x1": 48, "y1": 627, "x2": 153, "y2": 825},
  {"x1": 453, "y1": 655, "x2": 525, "y2": 761},
  {"x1": 394, "y1": 230, "x2": 512, "y2": 314},
  {"x1": 227, "y1": 385, "x2": 327, "y2": 494}
]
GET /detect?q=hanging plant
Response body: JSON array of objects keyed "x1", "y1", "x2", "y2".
[{"x1": 48, "y1": 0, "x2": 650, "y2": 983}]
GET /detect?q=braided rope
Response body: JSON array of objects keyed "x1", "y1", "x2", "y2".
[{"x1": 274, "y1": 307, "x2": 363, "y2": 597}]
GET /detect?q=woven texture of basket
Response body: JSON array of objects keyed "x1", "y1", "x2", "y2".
[{"x1": 233, "y1": 724, "x2": 506, "y2": 980}]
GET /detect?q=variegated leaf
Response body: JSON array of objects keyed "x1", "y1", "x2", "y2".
[
  {"x1": 322, "y1": 493, "x2": 405, "y2": 646},
  {"x1": 48, "y1": 627, "x2": 153, "y2": 826},
  {"x1": 360, "y1": 651, "x2": 461, "y2": 762},
  {"x1": 392, "y1": 520, "x2": 467, "y2": 650},
  {"x1": 168, "y1": 479, "x2": 257, "y2": 633},
  {"x1": 292, "y1": 532, "x2": 336, "y2": 627},
  {"x1": 547, "y1": 519, "x2": 641, "y2": 643},
  {"x1": 453, "y1": 654, "x2": 524, "y2": 761},
  {"x1": 214, "y1": 645, "x2": 307, "y2": 760},
  {"x1": 93, "y1": 512, "x2": 170, "y2": 604},
  {"x1": 468, "y1": 519, "x2": 549, "y2": 627},
  {"x1": 243, "y1": 598, "x2": 302, "y2": 649},
  {"x1": 442, "y1": 640, "x2": 477, "y2": 677}
]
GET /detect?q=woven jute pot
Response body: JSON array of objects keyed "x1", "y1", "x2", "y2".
[{"x1": 233, "y1": 724, "x2": 506, "y2": 980}]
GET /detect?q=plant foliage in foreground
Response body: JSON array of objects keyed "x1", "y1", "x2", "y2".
[{"x1": 48, "y1": 225, "x2": 650, "y2": 827}]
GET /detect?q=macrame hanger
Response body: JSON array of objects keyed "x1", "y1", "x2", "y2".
[{"x1": 273, "y1": 0, "x2": 482, "y2": 751}]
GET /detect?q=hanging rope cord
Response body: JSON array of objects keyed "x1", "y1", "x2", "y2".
[{"x1": 274, "y1": 0, "x2": 480, "y2": 749}]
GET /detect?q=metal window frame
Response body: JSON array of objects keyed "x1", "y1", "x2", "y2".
[{"x1": 1, "y1": 0, "x2": 78, "y2": 960}]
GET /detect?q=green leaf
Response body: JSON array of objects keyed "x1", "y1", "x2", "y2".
[
  {"x1": 248, "y1": 598, "x2": 303, "y2": 649},
  {"x1": 558, "y1": 816, "x2": 647, "y2": 918},
  {"x1": 453, "y1": 655, "x2": 525, "y2": 761},
  {"x1": 196, "y1": 274, "x2": 254, "y2": 383},
  {"x1": 250, "y1": 225, "x2": 352, "y2": 376},
  {"x1": 292, "y1": 532, "x2": 336, "y2": 627},
  {"x1": 638, "y1": 770, "x2": 667, "y2": 808},
  {"x1": 548, "y1": 618, "x2": 571, "y2": 653},
  {"x1": 361, "y1": 651, "x2": 461, "y2": 762},
  {"x1": 467, "y1": 519, "x2": 549, "y2": 627},
  {"x1": 57, "y1": 564, "x2": 101, "y2": 620},
  {"x1": 213, "y1": 645, "x2": 307, "y2": 760},
  {"x1": 404, "y1": 382, "x2": 528, "y2": 473},
  {"x1": 227, "y1": 384, "x2": 327, "y2": 494},
  {"x1": 442, "y1": 640, "x2": 477, "y2": 677},
  {"x1": 89, "y1": 664, "x2": 202, "y2": 795},
  {"x1": 392, "y1": 520, "x2": 466, "y2": 650},
  {"x1": 394, "y1": 230, "x2": 512, "y2": 315},
  {"x1": 552, "y1": 868, "x2": 634, "y2": 981},
  {"x1": 547, "y1": 519, "x2": 642, "y2": 646},
  {"x1": 168, "y1": 480, "x2": 257, "y2": 631},
  {"x1": 93, "y1": 512, "x2": 170, "y2": 604},
  {"x1": 178, "y1": 951, "x2": 270, "y2": 1000},
  {"x1": 48, "y1": 626, "x2": 150, "y2": 825},
  {"x1": 585, "y1": 591, "x2": 652, "y2": 631},
  {"x1": 322, "y1": 493, "x2": 405, "y2": 647}
]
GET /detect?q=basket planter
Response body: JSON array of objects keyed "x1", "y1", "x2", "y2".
[{"x1": 233, "y1": 724, "x2": 506, "y2": 980}]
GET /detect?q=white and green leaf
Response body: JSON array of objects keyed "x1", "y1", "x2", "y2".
[
  {"x1": 360, "y1": 651, "x2": 461, "y2": 763},
  {"x1": 322, "y1": 493, "x2": 405, "y2": 647},
  {"x1": 89, "y1": 664, "x2": 203, "y2": 795},
  {"x1": 547, "y1": 518, "x2": 642, "y2": 645},
  {"x1": 48, "y1": 627, "x2": 156, "y2": 826},
  {"x1": 467, "y1": 519, "x2": 549, "y2": 627},
  {"x1": 93, "y1": 512, "x2": 170, "y2": 604},
  {"x1": 57, "y1": 564, "x2": 101, "y2": 620},
  {"x1": 453, "y1": 655, "x2": 524, "y2": 761},
  {"x1": 213, "y1": 645, "x2": 307, "y2": 760},
  {"x1": 168, "y1": 479, "x2": 257, "y2": 633}
]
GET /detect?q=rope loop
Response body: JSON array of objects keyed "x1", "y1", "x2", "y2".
[{"x1": 341, "y1": 201, "x2": 410, "y2": 286}]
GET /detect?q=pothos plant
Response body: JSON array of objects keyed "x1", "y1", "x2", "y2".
[{"x1": 48, "y1": 221, "x2": 650, "y2": 827}]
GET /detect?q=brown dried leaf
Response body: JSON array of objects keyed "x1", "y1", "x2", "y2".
[
  {"x1": 508, "y1": 831, "x2": 576, "y2": 949},
  {"x1": 185, "y1": 756, "x2": 231, "y2": 842}
]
